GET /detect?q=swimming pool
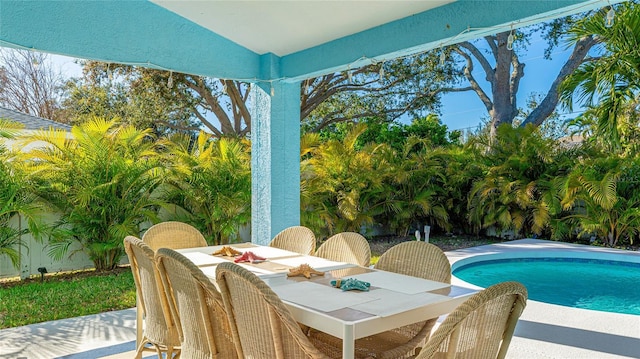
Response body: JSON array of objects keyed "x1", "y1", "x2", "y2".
[{"x1": 453, "y1": 254, "x2": 640, "y2": 315}]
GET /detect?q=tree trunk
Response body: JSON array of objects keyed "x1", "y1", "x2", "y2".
[
  {"x1": 455, "y1": 32, "x2": 524, "y2": 137},
  {"x1": 450, "y1": 29, "x2": 597, "y2": 137},
  {"x1": 490, "y1": 32, "x2": 518, "y2": 134}
]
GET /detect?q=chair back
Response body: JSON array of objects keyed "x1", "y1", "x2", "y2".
[
  {"x1": 315, "y1": 232, "x2": 370, "y2": 267},
  {"x1": 416, "y1": 281, "x2": 527, "y2": 359},
  {"x1": 155, "y1": 248, "x2": 236, "y2": 358},
  {"x1": 375, "y1": 241, "x2": 451, "y2": 283},
  {"x1": 361, "y1": 241, "x2": 451, "y2": 357},
  {"x1": 123, "y1": 236, "x2": 180, "y2": 354},
  {"x1": 269, "y1": 226, "x2": 316, "y2": 255},
  {"x1": 216, "y1": 262, "x2": 331, "y2": 359},
  {"x1": 142, "y1": 221, "x2": 207, "y2": 251}
]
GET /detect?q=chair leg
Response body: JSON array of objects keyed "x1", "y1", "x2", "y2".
[
  {"x1": 135, "y1": 336, "x2": 179, "y2": 359},
  {"x1": 136, "y1": 298, "x2": 143, "y2": 353},
  {"x1": 134, "y1": 337, "x2": 150, "y2": 359},
  {"x1": 152, "y1": 343, "x2": 164, "y2": 359},
  {"x1": 165, "y1": 347, "x2": 174, "y2": 359}
]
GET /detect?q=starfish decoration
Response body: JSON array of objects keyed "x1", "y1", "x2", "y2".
[
  {"x1": 287, "y1": 264, "x2": 325, "y2": 279},
  {"x1": 330, "y1": 278, "x2": 371, "y2": 291},
  {"x1": 212, "y1": 246, "x2": 243, "y2": 257},
  {"x1": 234, "y1": 251, "x2": 267, "y2": 263}
]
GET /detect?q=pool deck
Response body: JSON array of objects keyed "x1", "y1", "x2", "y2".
[
  {"x1": 1, "y1": 238, "x2": 638, "y2": 358},
  {"x1": 447, "y1": 238, "x2": 640, "y2": 359}
]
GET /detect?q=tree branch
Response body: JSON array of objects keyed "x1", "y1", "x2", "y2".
[
  {"x1": 302, "y1": 75, "x2": 345, "y2": 119},
  {"x1": 522, "y1": 35, "x2": 597, "y2": 126},
  {"x1": 453, "y1": 47, "x2": 493, "y2": 112},
  {"x1": 224, "y1": 79, "x2": 251, "y2": 134},
  {"x1": 484, "y1": 35, "x2": 499, "y2": 60},
  {"x1": 186, "y1": 77, "x2": 234, "y2": 135},
  {"x1": 312, "y1": 84, "x2": 455, "y2": 132},
  {"x1": 458, "y1": 41, "x2": 495, "y2": 83},
  {"x1": 193, "y1": 110, "x2": 223, "y2": 137}
]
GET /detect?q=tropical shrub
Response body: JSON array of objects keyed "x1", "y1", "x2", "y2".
[
  {"x1": 560, "y1": 1, "x2": 640, "y2": 152},
  {"x1": 18, "y1": 118, "x2": 164, "y2": 270},
  {"x1": 0, "y1": 120, "x2": 47, "y2": 269},
  {"x1": 561, "y1": 156, "x2": 640, "y2": 247},
  {"x1": 160, "y1": 132, "x2": 251, "y2": 244},
  {"x1": 301, "y1": 123, "x2": 392, "y2": 237},
  {"x1": 467, "y1": 125, "x2": 569, "y2": 237},
  {"x1": 317, "y1": 115, "x2": 458, "y2": 152},
  {"x1": 436, "y1": 144, "x2": 484, "y2": 234},
  {"x1": 378, "y1": 136, "x2": 450, "y2": 235}
]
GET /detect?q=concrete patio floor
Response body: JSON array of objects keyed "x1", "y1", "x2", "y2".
[{"x1": 1, "y1": 239, "x2": 638, "y2": 358}]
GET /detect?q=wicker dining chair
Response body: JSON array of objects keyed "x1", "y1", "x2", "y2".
[
  {"x1": 142, "y1": 221, "x2": 207, "y2": 251},
  {"x1": 310, "y1": 241, "x2": 452, "y2": 358},
  {"x1": 137, "y1": 221, "x2": 206, "y2": 354},
  {"x1": 155, "y1": 248, "x2": 236, "y2": 359},
  {"x1": 315, "y1": 232, "x2": 371, "y2": 267},
  {"x1": 216, "y1": 262, "x2": 341, "y2": 359},
  {"x1": 374, "y1": 241, "x2": 451, "y2": 283},
  {"x1": 269, "y1": 226, "x2": 317, "y2": 255},
  {"x1": 415, "y1": 281, "x2": 528, "y2": 359},
  {"x1": 124, "y1": 236, "x2": 181, "y2": 359}
]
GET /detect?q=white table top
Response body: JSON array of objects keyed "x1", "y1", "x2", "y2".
[{"x1": 178, "y1": 243, "x2": 476, "y2": 359}]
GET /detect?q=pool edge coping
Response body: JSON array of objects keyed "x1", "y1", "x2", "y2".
[{"x1": 445, "y1": 238, "x2": 640, "y2": 290}]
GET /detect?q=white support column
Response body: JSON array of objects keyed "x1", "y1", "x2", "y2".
[{"x1": 250, "y1": 80, "x2": 301, "y2": 245}]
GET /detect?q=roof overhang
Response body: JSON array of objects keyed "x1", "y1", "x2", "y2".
[{"x1": 0, "y1": 0, "x2": 620, "y2": 84}]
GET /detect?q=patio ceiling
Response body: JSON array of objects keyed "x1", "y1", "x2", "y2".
[
  {"x1": 0, "y1": 0, "x2": 616, "y2": 84},
  {"x1": 151, "y1": 0, "x2": 455, "y2": 57}
]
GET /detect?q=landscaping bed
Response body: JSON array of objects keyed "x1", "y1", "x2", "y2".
[{"x1": 368, "y1": 234, "x2": 501, "y2": 257}]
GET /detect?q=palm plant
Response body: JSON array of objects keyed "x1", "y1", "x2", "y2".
[
  {"x1": 380, "y1": 136, "x2": 450, "y2": 235},
  {"x1": 561, "y1": 157, "x2": 640, "y2": 247},
  {"x1": 467, "y1": 125, "x2": 567, "y2": 237},
  {"x1": 0, "y1": 120, "x2": 47, "y2": 270},
  {"x1": 560, "y1": 2, "x2": 640, "y2": 152},
  {"x1": 160, "y1": 132, "x2": 251, "y2": 244},
  {"x1": 301, "y1": 123, "x2": 390, "y2": 237},
  {"x1": 18, "y1": 118, "x2": 164, "y2": 270},
  {"x1": 437, "y1": 144, "x2": 485, "y2": 235},
  {"x1": 0, "y1": 119, "x2": 23, "y2": 139}
]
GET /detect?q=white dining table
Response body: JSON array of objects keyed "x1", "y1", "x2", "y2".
[{"x1": 176, "y1": 243, "x2": 476, "y2": 359}]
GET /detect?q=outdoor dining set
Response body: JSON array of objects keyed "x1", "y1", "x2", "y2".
[{"x1": 124, "y1": 221, "x2": 527, "y2": 359}]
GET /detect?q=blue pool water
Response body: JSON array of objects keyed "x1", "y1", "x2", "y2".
[{"x1": 453, "y1": 257, "x2": 640, "y2": 315}]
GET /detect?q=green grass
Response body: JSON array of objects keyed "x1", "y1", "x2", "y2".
[{"x1": 0, "y1": 268, "x2": 136, "y2": 329}]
